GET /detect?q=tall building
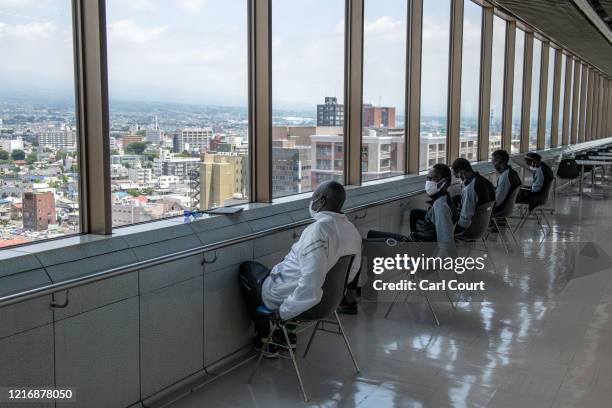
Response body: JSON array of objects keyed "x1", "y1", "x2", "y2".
[
  {"x1": 145, "y1": 129, "x2": 163, "y2": 145},
  {"x1": 361, "y1": 128, "x2": 404, "y2": 181},
  {"x1": 272, "y1": 140, "x2": 312, "y2": 196},
  {"x1": 179, "y1": 128, "x2": 213, "y2": 153},
  {"x1": 38, "y1": 128, "x2": 77, "y2": 151},
  {"x1": 317, "y1": 97, "x2": 344, "y2": 126},
  {"x1": 199, "y1": 153, "x2": 249, "y2": 209},
  {"x1": 363, "y1": 105, "x2": 396, "y2": 128},
  {"x1": 22, "y1": 191, "x2": 56, "y2": 231}
]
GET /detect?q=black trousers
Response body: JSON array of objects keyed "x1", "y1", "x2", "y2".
[
  {"x1": 409, "y1": 208, "x2": 427, "y2": 234},
  {"x1": 239, "y1": 261, "x2": 272, "y2": 339}
]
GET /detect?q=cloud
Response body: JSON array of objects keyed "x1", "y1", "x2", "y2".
[
  {"x1": 108, "y1": 19, "x2": 167, "y2": 43},
  {"x1": 125, "y1": 0, "x2": 152, "y2": 10},
  {"x1": 364, "y1": 16, "x2": 404, "y2": 42},
  {"x1": 177, "y1": 0, "x2": 207, "y2": 12},
  {"x1": 0, "y1": 21, "x2": 56, "y2": 39}
]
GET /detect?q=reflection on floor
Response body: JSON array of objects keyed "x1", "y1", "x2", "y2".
[{"x1": 170, "y1": 195, "x2": 612, "y2": 408}]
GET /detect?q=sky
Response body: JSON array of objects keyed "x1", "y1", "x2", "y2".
[{"x1": 0, "y1": 0, "x2": 482, "y2": 115}]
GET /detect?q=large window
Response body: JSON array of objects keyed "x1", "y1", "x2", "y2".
[
  {"x1": 271, "y1": 0, "x2": 345, "y2": 197},
  {"x1": 106, "y1": 0, "x2": 249, "y2": 227},
  {"x1": 459, "y1": 0, "x2": 482, "y2": 162},
  {"x1": 529, "y1": 38, "x2": 542, "y2": 151},
  {"x1": 544, "y1": 46, "x2": 555, "y2": 148},
  {"x1": 489, "y1": 16, "x2": 506, "y2": 157},
  {"x1": 511, "y1": 29, "x2": 525, "y2": 154},
  {"x1": 420, "y1": 0, "x2": 451, "y2": 171},
  {"x1": 361, "y1": 0, "x2": 407, "y2": 182},
  {"x1": 0, "y1": 1, "x2": 79, "y2": 247}
]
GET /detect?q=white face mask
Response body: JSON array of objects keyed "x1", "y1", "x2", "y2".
[
  {"x1": 309, "y1": 200, "x2": 317, "y2": 218},
  {"x1": 529, "y1": 166, "x2": 538, "y2": 172},
  {"x1": 425, "y1": 180, "x2": 445, "y2": 196}
]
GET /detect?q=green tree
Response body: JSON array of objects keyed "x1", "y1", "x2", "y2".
[
  {"x1": 136, "y1": 129, "x2": 146, "y2": 136},
  {"x1": 125, "y1": 142, "x2": 147, "y2": 155},
  {"x1": 0, "y1": 149, "x2": 8, "y2": 161},
  {"x1": 26, "y1": 152, "x2": 38, "y2": 165},
  {"x1": 11, "y1": 149, "x2": 25, "y2": 161}
]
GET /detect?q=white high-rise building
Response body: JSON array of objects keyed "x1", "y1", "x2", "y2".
[
  {"x1": 38, "y1": 127, "x2": 77, "y2": 151},
  {"x1": 178, "y1": 128, "x2": 213, "y2": 153}
]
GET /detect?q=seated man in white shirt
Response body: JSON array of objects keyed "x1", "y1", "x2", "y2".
[{"x1": 240, "y1": 181, "x2": 362, "y2": 357}]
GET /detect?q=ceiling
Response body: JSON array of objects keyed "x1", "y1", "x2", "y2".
[{"x1": 494, "y1": 0, "x2": 612, "y2": 76}]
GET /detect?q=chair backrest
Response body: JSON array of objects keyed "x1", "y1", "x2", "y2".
[
  {"x1": 460, "y1": 201, "x2": 495, "y2": 241},
  {"x1": 556, "y1": 158, "x2": 580, "y2": 180},
  {"x1": 296, "y1": 255, "x2": 354, "y2": 321},
  {"x1": 494, "y1": 186, "x2": 520, "y2": 219},
  {"x1": 534, "y1": 176, "x2": 555, "y2": 207}
]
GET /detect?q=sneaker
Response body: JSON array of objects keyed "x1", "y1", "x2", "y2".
[
  {"x1": 272, "y1": 328, "x2": 297, "y2": 349},
  {"x1": 337, "y1": 301, "x2": 358, "y2": 315},
  {"x1": 254, "y1": 337, "x2": 279, "y2": 359}
]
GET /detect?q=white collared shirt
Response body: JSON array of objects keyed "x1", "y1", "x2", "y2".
[{"x1": 262, "y1": 211, "x2": 362, "y2": 320}]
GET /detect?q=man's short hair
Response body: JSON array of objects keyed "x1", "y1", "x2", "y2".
[
  {"x1": 432, "y1": 163, "x2": 452, "y2": 184},
  {"x1": 492, "y1": 150, "x2": 509, "y2": 162},
  {"x1": 451, "y1": 158, "x2": 472, "y2": 173}
]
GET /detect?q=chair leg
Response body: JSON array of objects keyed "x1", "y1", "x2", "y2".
[
  {"x1": 507, "y1": 221, "x2": 520, "y2": 245},
  {"x1": 415, "y1": 276, "x2": 440, "y2": 326},
  {"x1": 248, "y1": 340, "x2": 267, "y2": 384},
  {"x1": 303, "y1": 320, "x2": 320, "y2": 358},
  {"x1": 492, "y1": 218, "x2": 509, "y2": 254},
  {"x1": 282, "y1": 325, "x2": 308, "y2": 402},
  {"x1": 421, "y1": 288, "x2": 440, "y2": 326},
  {"x1": 481, "y1": 238, "x2": 497, "y2": 273},
  {"x1": 436, "y1": 270, "x2": 455, "y2": 310},
  {"x1": 334, "y1": 312, "x2": 360, "y2": 373},
  {"x1": 384, "y1": 273, "x2": 412, "y2": 318}
]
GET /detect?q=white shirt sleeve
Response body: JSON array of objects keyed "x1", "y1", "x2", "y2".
[{"x1": 278, "y1": 226, "x2": 329, "y2": 320}]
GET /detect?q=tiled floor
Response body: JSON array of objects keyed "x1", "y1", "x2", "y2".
[{"x1": 170, "y1": 195, "x2": 612, "y2": 407}]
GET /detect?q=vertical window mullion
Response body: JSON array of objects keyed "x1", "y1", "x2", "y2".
[
  {"x1": 520, "y1": 32, "x2": 533, "y2": 153},
  {"x1": 345, "y1": 0, "x2": 364, "y2": 186},
  {"x1": 478, "y1": 6, "x2": 493, "y2": 161},
  {"x1": 447, "y1": 0, "x2": 464, "y2": 162},
  {"x1": 73, "y1": 0, "x2": 111, "y2": 234},
  {"x1": 249, "y1": 0, "x2": 272, "y2": 202},
  {"x1": 501, "y1": 20, "x2": 515, "y2": 153},
  {"x1": 406, "y1": 0, "x2": 423, "y2": 174}
]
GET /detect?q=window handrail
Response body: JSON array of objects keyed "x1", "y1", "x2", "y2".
[{"x1": 0, "y1": 188, "x2": 425, "y2": 309}]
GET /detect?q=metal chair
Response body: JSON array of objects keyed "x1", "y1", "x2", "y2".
[
  {"x1": 514, "y1": 179, "x2": 555, "y2": 236},
  {"x1": 380, "y1": 238, "x2": 453, "y2": 326},
  {"x1": 455, "y1": 201, "x2": 496, "y2": 269},
  {"x1": 487, "y1": 187, "x2": 521, "y2": 253},
  {"x1": 248, "y1": 255, "x2": 358, "y2": 402},
  {"x1": 556, "y1": 158, "x2": 581, "y2": 196}
]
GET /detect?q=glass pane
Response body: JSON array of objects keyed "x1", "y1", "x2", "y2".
[
  {"x1": 489, "y1": 16, "x2": 506, "y2": 158},
  {"x1": 106, "y1": 0, "x2": 249, "y2": 227},
  {"x1": 0, "y1": 1, "x2": 79, "y2": 247},
  {"x1": 420, "y1": 0, "x2": 451, "y2": 172},
  {"x1": 544, "y1": 47, "x2": 555, "y2": 149},
  {"x1": 271, "y1": 0, "x2": 345, "y2": 197},
  {"x1": 511, "y1": 29, "x2": 525, "y2": 154},
  {"x1": 558, "y1": 53, "x2": 566, "y2": 143},
  {"x1": 459, "y1": 0, "x2": 482, "y2": 162},
  {"x1": 529, "y1": 38, "x2": 542, "y2": 151},
  {"x1": 362, "y1": 0, "x2": 407, "y2": 181}
]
